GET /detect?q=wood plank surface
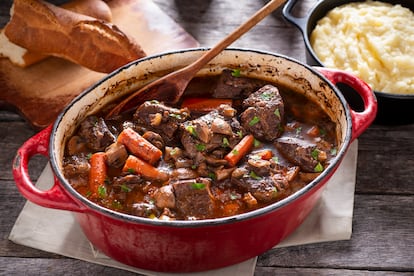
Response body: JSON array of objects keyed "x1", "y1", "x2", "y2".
[{"x1": 0, "y1": 0, "x2": 413, "y2": 275}]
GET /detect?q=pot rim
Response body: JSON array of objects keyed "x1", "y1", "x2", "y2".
[
  {"x1": 288, "y1": 0, "x2": 414, "y2": 98},
  {"x1": 50, "y1": 47, "x2": 353, "y2": 227}
]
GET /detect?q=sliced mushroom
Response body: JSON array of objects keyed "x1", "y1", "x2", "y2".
[
  {"x1": 105, "y1": 142, "x2": 128, "y2": 168},
  {"x1": 154, "y1": 185, "x2": 176, "y2": 209},
  {"x1": 211, "y1": 117, "x2": 233, "y2": 136}
]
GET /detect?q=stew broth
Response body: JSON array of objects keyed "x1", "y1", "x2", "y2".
[{"x1": 63, "y1": 70, "x2": 337, "y2": 220}]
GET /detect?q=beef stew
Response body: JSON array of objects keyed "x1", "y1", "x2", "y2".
[{"x1": 63, "y1": 70, "x2": 338, "y2": 220}]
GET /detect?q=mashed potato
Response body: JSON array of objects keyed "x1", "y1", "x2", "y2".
[{"x1": 310, "y1": 1, "x2": 414, "y2": 94}]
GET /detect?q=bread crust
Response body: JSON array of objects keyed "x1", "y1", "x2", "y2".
[
  {"x1": 0, "y1": 0, "x2": 113, "y2": 68},
  {"x1": 61, "y1": 0, "x2": 112, "y2": 22},
  {"x1": 4, "y1": 0, "x2": 146, "y2": 73}
]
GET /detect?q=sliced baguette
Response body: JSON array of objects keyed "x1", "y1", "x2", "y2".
[
  {"x1": 4, "y1": 0, "x2": 146, "y2": 73},
  {"x1": 0, "y1": 0, "x2": 113, "y2": 68}
]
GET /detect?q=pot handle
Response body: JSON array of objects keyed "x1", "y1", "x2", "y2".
[
  {"x1": 12, "y1": 125, "x2": 86, "y2": 212},
  {"x1": 282, "y1": 0, "x2": 307, "y2": 33},
  {"x1": 316, "y1": 67, "x2": 377, "y2": 140}
]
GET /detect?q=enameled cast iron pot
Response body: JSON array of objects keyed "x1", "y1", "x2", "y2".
[
  {"x1": 13, "y1": 49, "x2": 377, "y2": 273},
  {"x1": 282, "y1": 0, "x2": 414, "y2": 125}
]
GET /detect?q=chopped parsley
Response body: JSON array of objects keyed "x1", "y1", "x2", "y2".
[
  {"x1": 260, "y1": 91, "x2": 273, "y2": 101},
  {"x1": 231, "y1": 69, "x2": 241, "y2": 77},
  {"x1": 196, "y1": 144, "x2": 206, "y2": 152},
  {"x1": 249, "y1": 171, "x2": 262, "y2": 180},
  {"x1": 208, "y1": 172, "x2": 216, "y2": 180},
  {"x1": 232, "y1": 149, "x2": 239, "y2": 155},
  {"x1": 249, "y1": 116, "x2": 260, "y2": 126},
  {"x1": 274, "y1": 108, "x2": 281, "y2": 119},
  {"x1": 311, "y1": 149, "x2": 320, "y2": 160},
  {"x1": 169, "y1": 113, "x2": 182, "y2": 119},
  {"x1": 314, "y1": 162, "x2": 324, "y2": 173},
  {"x1": 98, "y1": 185, "x2": 107, "y2": 198},
  {"x1": 121, "y1": 184, "x2": 132, "y2": 193},
  {"x1": 222, "y1": 137, "x2": 230, "y2": 148},
  {"x1": 185, "y1": 125, "x2": 197, "y2": 137},
  {"x1": 191, "y1": 182, "x2": 206, "y2": 190},
  {"x1": 253, "y1": 138, "x2": 261, "y2": 147}
]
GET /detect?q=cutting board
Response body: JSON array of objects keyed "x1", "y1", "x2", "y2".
[{"x1": 0, "y1": 0, "x2": 199, "y2": 130}]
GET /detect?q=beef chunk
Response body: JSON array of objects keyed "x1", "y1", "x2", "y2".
[
  {"x1": 133, "y1": 101, "x2": 190, "y2": 144},
  {"x1": 78, "y1": 116, "x2": 115, "y2": 151},
  {"x1": 231, "y1": 168, "x2": 286, "y2": 203},
  {"x1": 112, "y1": 174, "x2": 143, "y2": 187},
  {"x1": 231, "y1": 151, "x2": 297, "y2": 203},
  {"x1": 63, "y1": 155, "x2": 90, "y2": 188},
  {"x1": 110, "y1": 174, "x2": 144, "y2": 202},
  {"x1": 181, "y1": 105, "x2": 241, "y2": 158},
  {"x1": 172, "y1": 178, "x2": 214, "y2": 219},
  {"x1": 275, "y1": 136, "x2": 328, "y2": 173},
  {"x1": 212, "y1": 70, "x2": 267, "y2": 98},
  {"x1": 240, "y1": 85, "x2": 284, "y2": 141}
]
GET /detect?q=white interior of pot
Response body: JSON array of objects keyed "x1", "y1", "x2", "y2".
[{"x1": 52, "y1": 48, "x2": 349, "y2": 207}]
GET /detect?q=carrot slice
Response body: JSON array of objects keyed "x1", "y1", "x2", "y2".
[
  {"x1": 122, "y1": 155, "x2": 169, "y2": 182},
  {"x1": 256, "y1": 149, "x2": 273, "y2": 160},
  {"x1": 117, "y1": 128, "x2": 162, "y2": 165},
  {"x1": 225, "y1": 134, "x2": 254, "y2": 167},
  {"x1": 181, "y1": 98, "x2": 233, "y2": 112},
  {"x1": 88, "y1": 152, "x2": 108, "y2": 198}
]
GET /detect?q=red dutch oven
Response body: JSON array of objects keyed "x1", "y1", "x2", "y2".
[{"x1": 12, "y1": 49, "x2": 377, "y2": 273}]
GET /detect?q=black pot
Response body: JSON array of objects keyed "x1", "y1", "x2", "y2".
[{"x1": 282, "y1": 0, "x2": 414, "y2": 125}]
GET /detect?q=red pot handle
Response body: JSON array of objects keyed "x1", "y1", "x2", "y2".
[
  {"x1": 316, "y1": 67, "x2": 378, "y2": 141},
  {"x1": 12, "y1": 125, "x2": 86, "y2": 212}
]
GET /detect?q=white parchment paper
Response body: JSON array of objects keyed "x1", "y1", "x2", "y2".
[{"x1": 9, "y1": 141, "x2": 358, "y2": 276}]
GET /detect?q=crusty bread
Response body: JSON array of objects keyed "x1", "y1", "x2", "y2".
[
  {"x1": 0, "y1": 0, "x2": 113, "y2": 68},
  {"x1": 61, "y1": 0, "x2": 112, "y2": 23},
  {"x1": 4, "y1": 0, "x2": 146, "y2": 73}
]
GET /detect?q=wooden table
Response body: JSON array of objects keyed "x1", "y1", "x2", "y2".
[{"x1": 1, "y1": 0, "x2": 413, "y2": 275}]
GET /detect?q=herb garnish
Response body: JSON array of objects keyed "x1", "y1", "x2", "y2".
[
  {"x1": 231, "y1": 69, "x2": 241, "y2": 77},
  {"x1": 196, "y1": 144, "x2": 206, "y2": 152},
  {"x1": 274, "y1": 108, "x2": 281, "y2": 119},
  {"x1": 314, "y1": 162, "x2": 324, "y2": 173},
  {"x1": 311, "y1": 149, "x2": 320, "y2": 160},
  {"x1": 260, "y1": 92, "x2": 272, "y2": 101},
  {"x1": 249, "y1": 171, "x2": 262, "y2": 180},
  {"x1": 249, "y1": 116, "x2": 260, "y2": 126},
  {"x1": 98, "y1": 185, "x2": 107, "y2": 198},
  {"x1": 222, "y1": 137, "x2": 230, "y2": 148},
  {"x1": 121, "y1": 184, "x2": 132, "y2": 193},
  {"x1": 191, "y1": 182, "x2": 206, "y2": 190},
  {"x1": 186, "y1": 125, "x2": 197, "y2": 137}
]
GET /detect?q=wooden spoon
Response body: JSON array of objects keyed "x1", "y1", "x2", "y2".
[{"x1": 107, "y1": 0, "x2": 286, "y2": 117}]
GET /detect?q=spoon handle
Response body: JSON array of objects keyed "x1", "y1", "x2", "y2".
[{"x1": 186, "y1": 0, "x2": 286, "y2": 73}]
